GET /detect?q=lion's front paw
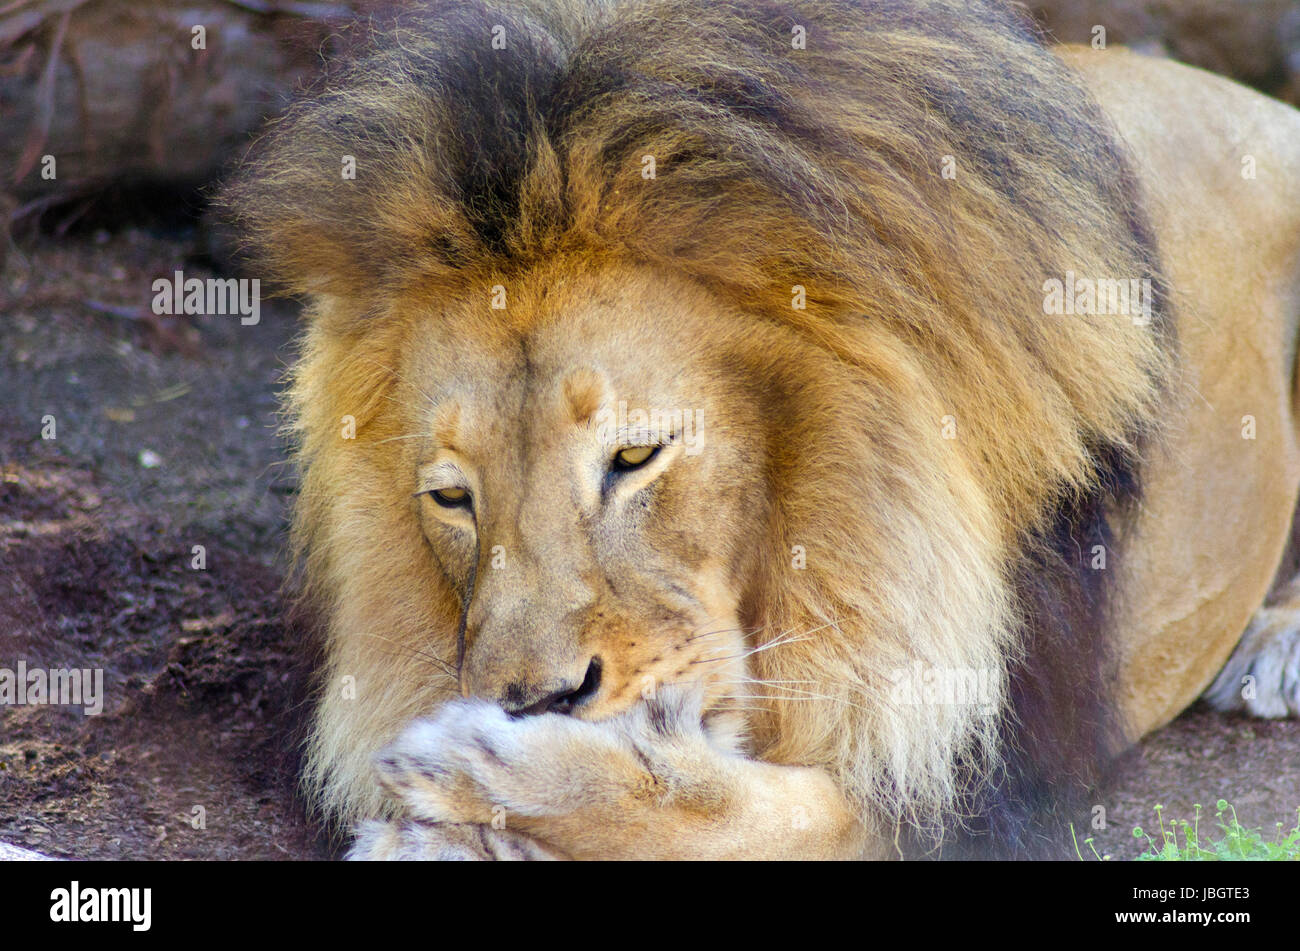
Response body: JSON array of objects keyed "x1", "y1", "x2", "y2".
[
  {"x1": 347, "y1": 818, "x2": 564, "y2": 861},
  {"x1": 371, "y1": 686, "x2": 725, "y2": 857},
  {"x1": 373, "y1": 697, "x2": 624, "y2": 825}
]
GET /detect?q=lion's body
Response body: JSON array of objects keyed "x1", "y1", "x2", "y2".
[
  {"x1": 1061, "y1": 48, "x2": 1300, "y2": 739},
  {"x1": 223, "y1": 0, "x2": 1300, "y2": 858}
]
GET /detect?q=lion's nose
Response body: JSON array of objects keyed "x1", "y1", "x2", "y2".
[{"x1": 503, "y1": 656, "x2": 603, "y2": 716}]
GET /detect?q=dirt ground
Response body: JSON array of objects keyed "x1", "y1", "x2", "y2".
[
  {"x1": 1, "y1": 222, "x2": 1297, "y2": 861},
  {"x1": 0, "y1": 220, "x2": 329, "y2": 859}
]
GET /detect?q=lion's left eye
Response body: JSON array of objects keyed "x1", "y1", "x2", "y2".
[
  {"x1": 613, "y1": 445, "x2": 659, "y2": 471},
  {"x1": 430, "y1": 486, "x2": 471, "y2": 508}
]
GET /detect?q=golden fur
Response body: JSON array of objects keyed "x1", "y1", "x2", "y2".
[{"x1": 221, "y1": 0, "x2": 1300, "y2": 858}]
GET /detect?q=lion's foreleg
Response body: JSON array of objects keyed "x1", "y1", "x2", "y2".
[{"x1": 361, "y1": 687, "x2": 871, "y2": 860}]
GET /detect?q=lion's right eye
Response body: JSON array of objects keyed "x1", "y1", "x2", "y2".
[
  {"x1": 613, "y1": 445, "x2": 660, "y2": 471},
  {"x1": 430, "y1": 487, "x2": 471, "y2": 508}
]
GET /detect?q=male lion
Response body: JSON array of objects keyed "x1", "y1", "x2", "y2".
[{"x1": 223, "y1": 0, "x2": 1300, "y2": 859}]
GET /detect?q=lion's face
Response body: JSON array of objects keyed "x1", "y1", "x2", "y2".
[{"x1": 391, "y1": 262, "x2": 771, "y2": 721}]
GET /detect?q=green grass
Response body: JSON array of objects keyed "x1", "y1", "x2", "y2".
[{"x1": 1072, "y1": 800, "x2": 1300, "y2": 860}]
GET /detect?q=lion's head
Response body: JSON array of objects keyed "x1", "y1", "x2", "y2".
[
  {"x1": 224, "y1": 0, "x2": 1172, "y2": 850},
  {"x1": 381, "y1": 261, "x2": 772, "y2": 724}
]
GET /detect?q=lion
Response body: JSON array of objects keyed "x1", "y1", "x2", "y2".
[{"x1": 221, "y1": 0, "x2": 1300, "y2": 859}]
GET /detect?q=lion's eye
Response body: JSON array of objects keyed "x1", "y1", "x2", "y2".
[
  {"x1": 430, "y1": 486, "x2": 471, "y2": 508},
  {"x1": 613, "y1": 445, "x2": 659, "y2": 470}
]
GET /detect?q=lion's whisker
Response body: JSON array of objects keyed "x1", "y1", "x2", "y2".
[
  {"x1": 683, "y1": 626, "x2": 746, "y2": 642},
  {"x1": 357, "y1": 632, "x2": 459, "y2": 680},
  {"x1": 742, "y1": 632, "x2": 813, "y2": 656},
  {"x1": 688, "y1": 654, "x2": 744, "y2": 666},
  {"x1": 687, "y1": 628, "x2": 815, "y2": 666},
  {"x1": 715, "y1": 691, "x2": 875, "y2": 713}
]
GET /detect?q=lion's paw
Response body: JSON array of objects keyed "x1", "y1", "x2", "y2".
[
  {"x1": 347, "y1": 819, "x2": 562, "y2": 860},
  {"x1": 1205, "y1": 604, "x2": 1300, "y2": 718},
  {"x1": 372, "y1": 685, "x2": 716, "y2": 832}
]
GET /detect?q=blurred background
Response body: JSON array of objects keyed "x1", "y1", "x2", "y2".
[{"x1": 1, "y1": 0, "x2": 1298, "y2": 860}]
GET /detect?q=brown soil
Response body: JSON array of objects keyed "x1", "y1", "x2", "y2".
[
  {"x1": 0, "y1": 227, "x2": 1295, "y2": 861},
  {"x1": 1086, "y1": 709, "x2": 1300, "y2": 860},
  {"x1": 0, "y1": 227, "x2": 329, "y2": 859}
]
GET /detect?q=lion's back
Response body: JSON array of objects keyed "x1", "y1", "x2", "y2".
[{"x1": 1065, "y1": 45, "x2": 1300, "y2": 736}]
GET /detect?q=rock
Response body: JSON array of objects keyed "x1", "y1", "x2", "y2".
[
  {"x1": 0, "y1": 841, "x2": 57, "y2": 860},
  {"x1": 1033, "y1": 0, "x2": 1300, "y2": 106}
]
